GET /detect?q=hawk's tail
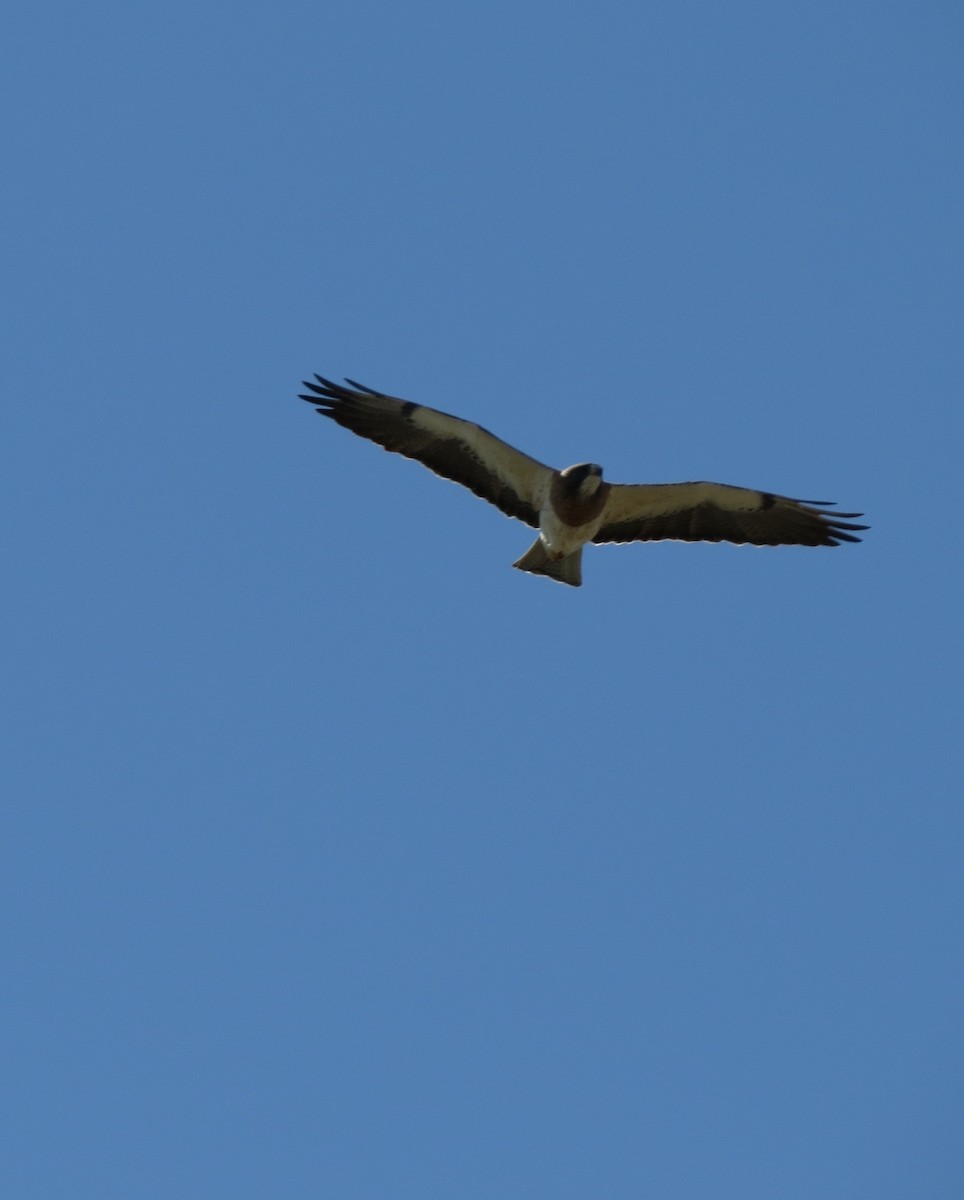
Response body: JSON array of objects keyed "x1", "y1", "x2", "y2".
[{"x1": 512, "y1": 538, "x2": 582, "y2": 588}]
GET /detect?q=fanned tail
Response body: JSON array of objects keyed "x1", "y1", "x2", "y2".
[{"x1": 512, "y1": 538, "x2": 583, "y2": 587}]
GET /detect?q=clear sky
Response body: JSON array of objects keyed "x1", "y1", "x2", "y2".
[{"x1": 4, "y1": 1, "x2": 963, "y2": 1196}]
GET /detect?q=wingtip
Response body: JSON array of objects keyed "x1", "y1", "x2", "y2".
[
  {"x1": 797, "y1": 499, "x2": 869, "y2": 540},
  {"x1": 298, "y1": 374, "x2": 352, "y2": 408},
  {"x1": 298, "y1": 375, "x2": 386, "y2": 406}
]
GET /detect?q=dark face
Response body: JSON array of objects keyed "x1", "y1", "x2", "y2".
[{"x1": 550, "y1": 462, "x2": 609, "y2": 526}]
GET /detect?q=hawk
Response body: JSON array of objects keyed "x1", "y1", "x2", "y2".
[{"x1": 299, "y1": 375, "x2": 866, "y2": 587}]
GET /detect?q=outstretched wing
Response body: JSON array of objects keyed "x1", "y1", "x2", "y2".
[
  {"x1": 593, "y1": 482, "x2": 867, "y2": 547},
  {"x1": 299, "y1": 376, "x2": 552, "y2": 528}
]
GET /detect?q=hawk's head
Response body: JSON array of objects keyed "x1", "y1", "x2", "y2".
[{"x1": 560, "y1": 462, "x2": 604, "y2": 497}]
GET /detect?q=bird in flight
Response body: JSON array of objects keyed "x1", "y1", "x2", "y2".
[{"x1": 298, "y1": 375, "x2": 867, "y2": 588}]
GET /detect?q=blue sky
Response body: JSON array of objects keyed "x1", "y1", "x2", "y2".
[{"x1": 4, "y1": 1, "x2": 963, "y2": 1196}]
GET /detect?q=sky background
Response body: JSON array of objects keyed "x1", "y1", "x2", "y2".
[{"x1": 4, "y1": 1, "x2": 963, "y2": 1196}]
